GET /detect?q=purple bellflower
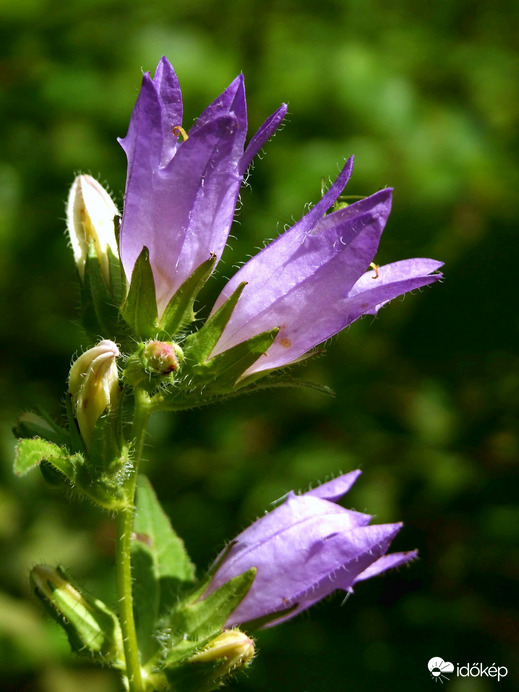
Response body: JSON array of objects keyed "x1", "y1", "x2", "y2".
[
  {"x1": 118, "y1": 57, "x2": 287, "y2": 317},
  {"x1": 203, "y1": 471, "x2": 416, "y2": 628},
  {"x1": 209, "y1": 157, "x2": 443, "y2": 377}
]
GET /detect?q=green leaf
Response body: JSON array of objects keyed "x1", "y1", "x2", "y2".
[
  {"x1": 132, "y1": 475, "x2": 196, "y2": 660},
  {"x1": 183, "y1": 281, "x2": 246, "y2": 363},
  {"x1": 14, "y1": 436, "x2": 129, "y2": 511},
  {"x1": 14, "y1": 438, "x2": 78, "y2": 478},
  {"x1": 158, "y1": 256, "x2": 217, "y2": 338},
  {"x1": 134, "y1": 475, "x2": 196, "y2": 584},
  {"x1": 121, "y1": 247, "x2": 158, "y2": 339}
]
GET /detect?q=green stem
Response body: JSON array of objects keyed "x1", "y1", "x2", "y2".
[{"x1": 115, "y1": 389, "x2": 151, "y2": 692}]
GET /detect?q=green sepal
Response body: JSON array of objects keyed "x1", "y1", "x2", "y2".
[
  {"x1": 123, "y1": 342, "x2": 183, "y2": 394},
  {"x1": 121, "y1": 247, "x2": 158, "y2": 339},
  {"x1": 238, "y1": 369, "x2": 336, "y2": 398},
  {"x1": 181, "y1": 280, "x2": 278, "y2": 392},
  {"x1": 154, "y1": 634, "x2": 234, "y2": 692},
  {"x1": 157, "y1": 255, "x2": 216, "y2": 338},
  {"x1": 167, "y1": 569, "x2": 256, "y2": 643},
  {"x1": 162, "y1": 646, "x2": 219, "y2": 692},
  {"x1": 188, "y1": 328, "x2": 279, "y2": 393},
  {"x1": 107, "y1": 242, "x2": 127, "y2": 308},
  {"x1": 64, "y1": 394, "x2": 87, "y2": 454},
  {"x1": 73, "y1": 463, "x2": 129, "y2": 510},
  {"x1": 30, "y1": 564, "x2": 124, "y2": 668},
  {"x1": 88, "y1": 401, "x2": 125, "y2": 475},
  {"x1": 183, "y1": 282, "x2": 246, "y2": 364},
  {"x1": 39, "y1": 460, "x2": 69, "y2": 487},
  {"x1": 132, "y1": 475, "x2": 196, "y2": 661},
  {"x1": 149, "y1": 363, "x2": 334, "y2": 414},
  {"x1": 162, "y1": 648, "x2": 241, "y2": 692},
  {"x1": 232, "y1": 602, "x2": 299, "y2": 631},
  {"x1": 81, "y1": 243, "x2": 123, "y2": 338},
  {"x1": 13, "y1": 437, "x2": 129, "y2": 511}
]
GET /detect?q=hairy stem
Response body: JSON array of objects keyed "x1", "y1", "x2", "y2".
[{"x1": 115, "y1": 389, "x2": 151, "y2": 692}]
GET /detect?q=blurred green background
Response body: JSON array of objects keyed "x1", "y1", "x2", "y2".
[{"x1": 1, "y1": 0, "x2": 518, "y2": 690}]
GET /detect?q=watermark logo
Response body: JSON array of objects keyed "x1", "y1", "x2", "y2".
[
  {"x1": 428, "y1": 657, "x2": 454, "y2": 683},
  {"x1": 428, "y1": 657, "x2": 508, "y2": 683}
]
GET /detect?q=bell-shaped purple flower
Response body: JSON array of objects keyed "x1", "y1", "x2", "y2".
[
  {"x1": 203, "y1": 471, "x2": 416, "y2": 628},
  {"x1": 209, "y1": 157, "x2": 443, "y2": 377},
  {"x1": 118, "y1": 57, "x2": 286, "y2": 316}
]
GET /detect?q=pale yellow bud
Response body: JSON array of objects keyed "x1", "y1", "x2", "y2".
[
  {"x1": 66, "y1": 174, "x2": 119, "y2": 285},
  {"x1": 190, "y1": 629, "x2": 255, "y2": 676},
  {"x1": 68, "y1": 340, "x2": 120, "y2": 450}
]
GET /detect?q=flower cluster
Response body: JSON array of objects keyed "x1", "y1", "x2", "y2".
[
  {"x1": 67, "y1": 57, "x2": 442, "y2": 387},
  {"x1": 26, "y1": 56, "x2": 445, "y2": 692}
]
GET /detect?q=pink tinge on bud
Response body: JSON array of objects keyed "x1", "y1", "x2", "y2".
[
  {"x1": 143, "y1": 341, "x2": 181, "y2": 374},
  {"x1": 68, "y1": 340, "x2": 120, "y2": 450}
]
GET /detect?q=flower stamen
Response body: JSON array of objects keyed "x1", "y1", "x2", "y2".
[
  {"x1": 173, "y1": 125, "x2": 189, "y2": 142},
  {"x1": 369, "y1": 262, "x2": 380, "y2": 279}
]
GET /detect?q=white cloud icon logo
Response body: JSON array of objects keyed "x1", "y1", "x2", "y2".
[{"x1": 428, "y1": 657, "x2": 454, "y2": 682}]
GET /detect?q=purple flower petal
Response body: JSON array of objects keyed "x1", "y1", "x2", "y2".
[
  {"x1": 118, "y1": 58, "x2": 285, "y2": 317},
  {"x1": 190, "y1": 74, "x2": 246, "y2": 139},
  {"x1": 214, "y1": 491, "x2": 372, "y2": 569},
  {"x1": 345, "y1": 258, "x2": 444, "y2": 317},
  {"x1": 239, "y1": 104, "x2": 288, "y2": 175},
  {"x1": 353, "y1": 550, "x2": 418, "y2": 583},
  {"x1": 119, "y1": 58, "x2": 182, "y2": 172},
  {"x1": 153, "y1": 56, "x2": 184, "y2": 166},
  {"x1": 305, "y1": 470, "x2": 362, "y2": 502},
  {"x1": 121, "y1": 113, "x2": 243, "y2": 314}
]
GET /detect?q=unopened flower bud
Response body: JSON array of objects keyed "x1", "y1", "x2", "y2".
[
  {"x1": 67, "y1": 174, "x2": 119, "y2": 286},
  {"x1": 123, "y1": 340, "x2": 183, "y2": 390},
  {"x1": 30, "y1": 564, "x2": 124, "y2": 666},
  {"x1": 143, "y1": 340, "x2": 183, "y2": 374},
  {"x1": 190, "y1": 630, "x2": 254, "y2": 676},
  {"x1": 69, "y1": 340, "x2": 120, "y2": 450}
]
